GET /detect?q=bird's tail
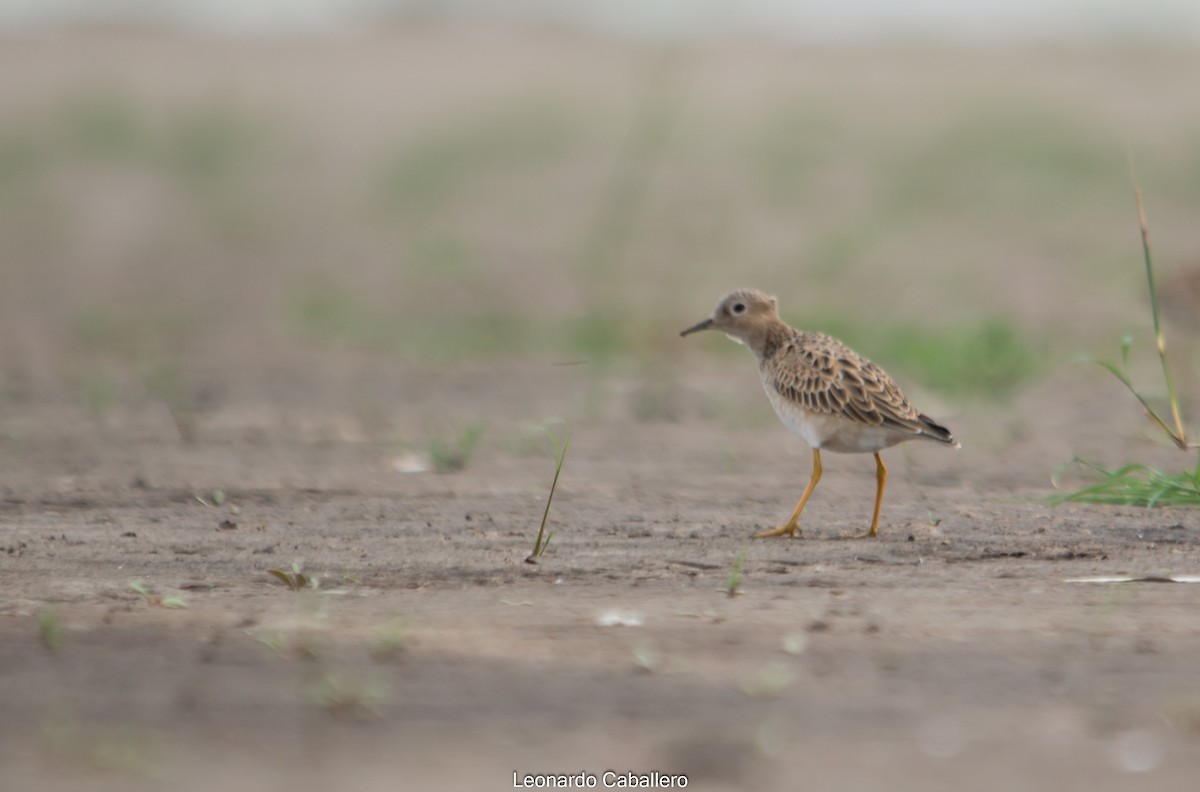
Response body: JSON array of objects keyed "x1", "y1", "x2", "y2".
[{"x1": 917, "y1": 414, "x2": 960, "y2": 449}]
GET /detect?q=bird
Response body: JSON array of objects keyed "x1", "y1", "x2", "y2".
[{"x1": 680, "y1": 288, "x2": 958, "y2": 539}]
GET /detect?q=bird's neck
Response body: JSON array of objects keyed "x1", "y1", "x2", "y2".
[{"x1": 747, "y1": 320, "x2": 794, "y2": 361}]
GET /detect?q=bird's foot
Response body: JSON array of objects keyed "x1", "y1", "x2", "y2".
[
  {"x1": 753, "y1": 522, "x2": 800, "y2": 539},
  {"x1": 840, "y1": 527, "x2": 879, "y2": 540}
]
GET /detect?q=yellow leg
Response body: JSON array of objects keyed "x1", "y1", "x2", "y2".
[
  {"x1": 869, "y1": 452, "x2": 887, "y2": 537},
  {"x1": 754, "y1": 448, "x2": 822, "y2": 539},
  {"x1": 847, "y1": 452, "x2": 887, "y2": 539}
]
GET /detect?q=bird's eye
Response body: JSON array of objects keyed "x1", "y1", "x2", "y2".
[{"x1": 732, "y1": 303, "x2": 746, "y2": 314}]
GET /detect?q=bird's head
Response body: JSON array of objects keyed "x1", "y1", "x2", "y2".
[{"x1": 680, "y1": 289, "x2": 779, "y2": 349}]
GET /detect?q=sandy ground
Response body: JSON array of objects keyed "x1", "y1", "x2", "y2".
[
  {"x1": 2, "y1": 358, "x2": 1200, "y2": 791},
  {"x1": 2, "y1": 25, "x2": 1200, "y2": 792}
]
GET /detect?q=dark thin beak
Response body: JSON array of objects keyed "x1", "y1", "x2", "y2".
[{"x1": 680, "y1": 317, "x2": 713, "y2": 337}]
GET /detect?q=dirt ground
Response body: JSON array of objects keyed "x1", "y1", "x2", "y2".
[
  {"x1": 2, "y1": 25, "x2": 1200, "y2": 792},
  {"x1": 2, "y1": 357, "x2": 1199, "y2": 792}
]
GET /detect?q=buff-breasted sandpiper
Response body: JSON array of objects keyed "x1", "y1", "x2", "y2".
[{"x1": 681, "y1": 289, "x2": 959, "y2": 539}]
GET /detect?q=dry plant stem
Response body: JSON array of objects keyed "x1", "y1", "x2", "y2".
[
  {"x1": 1126, "y1": 152, "x2": 1193, "y2": 449},
  {"x1": 1133, "y1": 185, "x2": 1191, "y2": 448}
]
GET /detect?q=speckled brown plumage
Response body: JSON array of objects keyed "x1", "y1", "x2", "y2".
[{"x1": 762, "y1": 323, "x2": 953, "y2": 445}]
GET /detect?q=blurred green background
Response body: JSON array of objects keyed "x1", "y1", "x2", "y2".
[{"x1": 1, "y1": 18, "x2": 1199, "y2": 427}]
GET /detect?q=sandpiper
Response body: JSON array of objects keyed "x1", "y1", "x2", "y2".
[{"x1": 681, "y1": 289, "x2": 958, "y2": 539}]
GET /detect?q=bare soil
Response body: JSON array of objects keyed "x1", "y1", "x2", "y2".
[{"x1": 3, "y1": 359, "x2": 1200, "y2": 792}]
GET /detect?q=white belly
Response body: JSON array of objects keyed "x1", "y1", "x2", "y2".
[{"x1": 762, "y1": 377, "x2": 906, "y2": 453}]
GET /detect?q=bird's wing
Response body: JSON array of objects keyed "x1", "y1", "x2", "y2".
[{"x1": 767, "y1": 334, "x2": 927, "y2": 434}]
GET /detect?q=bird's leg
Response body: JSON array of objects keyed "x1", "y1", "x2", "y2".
[
  {"x1": 845, "y1": 452, "x2": 886, "y2": 539},
  {"x1": 870, "y1": 452, "x2": 887, "y2": 536},
  {"x1": 755, "y1": 448, "x2": 821, "y2": 539}
]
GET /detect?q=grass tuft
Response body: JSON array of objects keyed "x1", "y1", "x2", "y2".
[
  {"x1": 37, "y1": 608, "x2": 62, "y2": 651},
  {"x1": 1052, "y1": 457, "x2": 1200, "y2": 507},
  {"x1": 725, "y1": 543, "x2": 749, "y2": 598},
  {"x1": 307, "y1": 672, "x2": 388, "y2": 717},
  {"x1": 267, "y1": 562, "x2": 319, "y2": 592},
  {"x1": 127, "y1": 581, "x2": 187, "y2": 609},
  {"x1": 1054, "y1": 177, "x2": 1199, "y2": 507},
  {"x1": 367, "y1": 618, "x2": 409, "y2": 662},
  {"x1": 426, "y1": 422, "x2": 486, "y2": 473}
]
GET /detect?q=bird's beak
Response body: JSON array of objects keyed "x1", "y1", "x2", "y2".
[{"x1": 680, "y1": 317, "x2": 714, "y2": 337}]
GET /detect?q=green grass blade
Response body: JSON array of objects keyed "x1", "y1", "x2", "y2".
[
  {"x1": 1052, "y1": 457, "x2": 1200, "y2": 507},
  {"x1": 268, "y1": 569, "x2": 297, "y2": 590},
  {"x1": 529, "y1": 431, "x2": 571, "y2": 560}
]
